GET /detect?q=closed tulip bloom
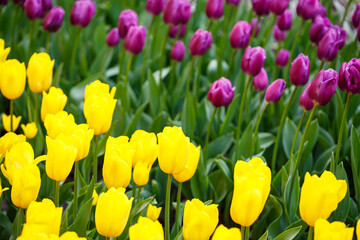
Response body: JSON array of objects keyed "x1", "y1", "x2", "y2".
[
  {"x1": 41, "y1": 87, "x2": 67, "y2": 122},
  {"x1": 157, "y1": 126, "x2": 190, "y2": 175},
  {"x1": 17, "y1": 223, "x2": 53, "y2": 240},
  {"x1": 60, "y1": 232, "x2": 86, "y2": 240},
  {"x1": 274, "y1": 25, "x2": 286, "y2": 42},
  {"x1": 0, "y1": 59, "x2": 26, "y2": 100},
  {"x1": 207, "y1": 77, "x2": 235, "y2": 107},
  {"x1": 252, "y1": 0, "x2": 269, "y2": 16},
  {"x1": 70, "y1": 0, "x2": 96, "y2": 27},
  {"x1": 241, "y1": 46, "x2": 266, "y2": 76},
  {"x1": 251, "y1": 18, "x2": 260, "y2": 37},
  {"x1": 118, "y1": 10, "x2": 138, "y2": 38},
  {"x1": 129, "y1": 217, "x2": 164, "y2": 240},
  {"x1": 27, "y1": 52, "x2": 54, "y2": 93},
  {"x1": 24, "y1": 0, "x2": 43, "y2": 20},
  {"x1": 290, "y1": 53, "x2": 310, "y2": 86},
  {"x1": 169, "y1": 24, "x2": 186, "y2": 38},
  {"x1": 46, "y1": 134, "x2": 77, "y2": 181},
  {"x1": 230, "y1": 158, "x2": 271, "y2": 226},
  {"x1": 2, "y1": 114, "x2": 21, "y2": 132},
  {"x1": 317, "y1": 28, "x2": 344, "y2": 61},
  {"x1": 44, "y1": 111, "x2": 76, "y2": 139},
  {"x1": 106, "y1": 28, "x2": 120, "y2": 47},
  {"x1": 275, "y1": 49, "x2": 289, "y2": 67},
  {"x1": 253, "y1": 68, "x2": 268, "y2": 92},
  {"x1": 339, "y1": 58, "x2": 360, "y2": 94},
  {"x1": 0, "y1": 132, "x2": 26, "y2": 156},
  {"x1": 308, "y1": 68, "x2": 338, "y2": 106},
  {"x1": 173, "y1": 143, "x2": 200, "y2": 182},
  {"x1": 163, "y1": 0, "x2": 180, "y2": 25},
  {"x1": 314, "y1": 219, "x2": 353, "y2": 240},
  {"x1": 146, "y1": 0, "x2": 165, "y2": 15},
  {"x1": 211, "y1": 225, "x2": 242, "y2": 240},
  {"x1": 300, "y1": 171, "x2": 347, "y2": 226},
  {"x1": 124, "y1": 26, "x2": 146, "y2": 55},
  {"x1": 265, "y1": 79, "x2": 286, "y2": 103},
  {"x1": 147, "y1": 204, "x2": 162, "y2": 221},
  {"x1": 95, "y1": 187, "x2": 133, "y2": 238},
  {"x1": 268, "y1": 0, "x2": 288, "y2": 15},
  {"x1": 226, "y1": 0, "x2": 240, "y2": 5},
  {"x1": 170, "y1": 41, "x2": 186, "y2": 62},
  {"x1": 332, "y1": 25, "x2": 346, "y2": 49},
  {"x1": 21, "y1": 122, "x2": 38, "y2": 139},
  {"x1": 26, "y1": 198, "x2": 62, "y2": 236},
  {"x1": 0, "y1": 39, "x2": 10, "y2": 62},
  {"x1": 43, "y1": 6, "x2": 65, "y2": 32},
  {"x1": 183, "y1": 199, "x2": 218, "y2": 240},
  {"x1": 71, "y1": 124, "x2": 94, "y2": 161},
  {"x1": 177, "y1": 0, "x2": 192, "y2": 24},
  {"x1": 230, "y1": 21, "x2": 252, "y2": 49},
  {"x1": 299, "y1": 81, "x2": 314, "y2": 111},
  {"x1": 353, "y1": 4, "x2": 360, "y2": 28},
  {"x1": 206, "y1": 0, "x2": 224, "y2": 20},
  {"x1": 277, "y1": 9, "x2": 292, "y2": 31},
  {"x1": 309, "y1": 16, "x2": 332, "y2": 45},
  {"x1": 296, "y1": 0, "x2": 319, "y2": 20},
  {"x1": 189, "y1": 29, "x2": 213, "y2": 56}
]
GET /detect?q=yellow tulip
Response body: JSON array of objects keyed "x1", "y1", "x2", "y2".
[
  {"x1": 130, "y1": 130, "x2": 158, "y2": 168},
  {"x1": 103, "y1": 136, "x2": 135, "y2": 189},
  {"x1": 95, "y1": 187, "x2": 133, "y2": 238},
  {"x1": 17, "y1": 223, "x2": 57, "y2": 240},
  {"x1": 83, "y1": 80, "x2": 117, "y2": 135},
  {"x1": 21, "y1": 122, "x2": 38, "y2": 139},
  {"x1": 44, "y1": 111, "x2": 76, "y2": 139},
  {"x1": 2, "y1": 113, "x2": 21, "y2": 132},
  {"x1": 173, "y1": 143, "x2": 200, "y2": 183},
  {"x1": 211, "y1": 225, "x2": 242, "y2": 240},
  {"x1": 299, "y1": 171, "x2": 347, "y2": 227},
  {"x1": 26, "y1": 198, "x2": 63, "y2": 236},
  {"x1": 46, "y1": 134, "x2": 77, "y2": 181},
  {"x1": 59, "y1": 232, "x2": 86, "y2": 240},
  {"x1": 71, "y1": 124, "x2": 94, "y2": 161},
  {"x1": 0, "y1": 132, "x2": 26, "y2": 156},
  {"x1": 314, "y1": 218, "x2": 353, "y2": 240},
  {"x1": 0, "y1": 59, "x2": 26, "y2": 100},
  {"x1": 357, "y1": 219, "x2": 360, "y2": 240},
  {"x1": 27, "y1": 52, "x2": 55, "y2": 93},
  {"x1": 129, "y1": 216, "x2": 164, "y2": 240},
  {"x1": 41, "y1": 87, "x2": 67, "y2": 122},
  {"x1": 157, "y1": 126, "x2": 190, "y2": 175},
  {"x1": 0, "y1": 38, "x2": 10, "y2": 62},
  {"x1": 146, "y1": 204, "x2": 162, "y2": 221},
  {"x1": 230, "y1": 157, "x2": 271, "y2": 227},
  {"x1": 183, "y1": 198, "x2": 219, "y2": 240},
  {"x1": 92, "y1": 190, "x2": 98, "y2": 206}
]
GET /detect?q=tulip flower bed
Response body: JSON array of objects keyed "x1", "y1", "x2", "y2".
[{"x1": 1, "y1": 0, "x2": 360, "y2": 239}]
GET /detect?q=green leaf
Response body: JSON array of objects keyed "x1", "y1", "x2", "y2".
[
  {"x1": 0, "y1": 212, "x2": 11, "y2": 240},
  {"x1": 181, "y1": 93, "x2": 196, "y2": 139},
  {"x1": 214, "y1": 159, "x2": 233, "y2": 184},
  {"x1": 148, "y1": 70, "x2": 160, "y2": 116},
  {"x1": 67, "y1": 198, "x2": 93, "y2": 237},
  {"x1": 258, "y1": 230, "x2": 268, "y2": 240},
  {"x1": 123, "y1": 101, "x2": 148, "y2": 136},
  {"x1": 130, "y1": 196, "x2": 155, "y2": 219},
  {"x1": 236, "y1": 121, "x2": 254, "y2": 159},
  {"x1": 208, "y1": 133, "x2": 233, "y2": 159},
  {"x1": 350, "y1": 126, "x2": 360, "y2": 209},
  {"x1": 149, "y1": 112, "x2": 169, "y2": 134},
  {"x1": 282, "y1": 118, "x2": 302, "y2": 159},
  {"x1": 209, "y1": 169, "x2": 232, "y2": 203},
  {"x1": 97, "y1": 119, "x2": 119, "y2": 156},
  {"x1": 219, "y1": 94, "x2": 241, "y2": 135},
  {"x1": 273, "y1": 226, "x2": 302, "y2": 240}
]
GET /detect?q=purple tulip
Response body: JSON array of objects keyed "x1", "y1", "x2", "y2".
[
  {"x1": 268, "y1": 0, "x2": 289, "y2": 15},
  {"x1": 229, "y1": 21, "x2": 252, "y2": 49},
  {"x1": 226, "y1": 0, "x2": 240, "y2": 5},
  {"x1": 252, "y1": 0, "x2": 269, "y2": 16},
  {"x1": 42, "y1": 6, "x2": 65, "y2": 32},
  {"x1": 70, "y1": 0, "x2": 96, "y2": 27},
  {"x1": 124, "y1": 26, "x2": 146, "y2": 55},
  {"x1": 332, "y1": 25, "x2": 346, "y2": 49},
  {"x1": 277, "y1": 9, "x2": 292, "y2": 31},
  {"x1": 170, "y1": 41, "x2": 186, "y2": 61},
  {"x1": 251, "y1": 18, "x2": 260, "y2": 37},
  {"x1": 253, "y1": 68, "x2": 268, "y2": 91},
  {"x1": 274, "y1": 25, "x2": 286, "y2": 42},
  {"x1": 352, "y1": 4, "x2": 360, "y2": 28},
  {"x1": 276, "y1": 49, "x2": 289, "y2": 67},
  {"x1": 42, "y1": 0, "x2": 52, "y2": 12},
  {"x1": 316, "y1": 2, "x2": 327, "y2": 19},
  {"x1": 208, "y1": 77, "x2": 235, "y2": 107},
  {"x1": 189, "y1": 29, "x2": 213, "y2": 56},
  {"x1": 146, "y1": 0, "x2": 166, "y2": 16},
  {"x1": 118, "y1": 10, "x2": 138, "y2": 38},
  {"x1": 206, "y1": 0, "x2": 224, "y2": 20},
  {"x1": 299, "y1": 81, "x2": 314, "y2": 111},
  {"x1": 169, "y1": 24, "x2": 186, "y2": 38},
  {"x1": 339, "y1": 58, "x2": 360, "y2": 94},
  {"x1": 178, "y1": 0, "x2": 192, "y2": 24},
  {"x1": 265, "y1": 79, "x2": 286, "y2": 103},
  {"x1": 0, "y1": 0, "x2": 8, "y2": 5},
  {"x1": 290, "y1": 53, "x2": 310, "y2": 86},
  {"x1": 241, "y1": 46, "x2": 266, "y2": 76},
  {"x1": 24, "y1": 0, "x2": 43, "y2": 20},
  {"x1": 163, "y1": 0, "x2": 191, "y2": 25},
  {"x1": 308, "y1": 68, "x2": 339, "y2": 106},
  {"x1": 317, "y1": 28, "x2": 344, "y2": 62},
  {"x1": 309, "y1": 16, "x2": 332, "y2": 45},
  {"x1": 106, "y1": 28, "x2": 120, "y2": 47},
  {"x1": 296, "y1": 0, "x2": 319, "y2": 20}
]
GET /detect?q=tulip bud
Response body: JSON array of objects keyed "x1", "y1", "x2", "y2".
[
  {"x1": 147, "y1": 204, "x2": 162, "y2": 221},
  {"x1": 163, "y1": 0, "x2": 191, "y2": 25},
  {"x1": 170, "y1": 41, "x2": 186, "y2": 62},
  {"x1": 277, "y1": 9, "x2": 292, "y2": 31},
  {"x1": 21, "y1": 122, "x2": 38, "y2": 139},
  {"x1": 229, "y1": 21, "x2": 252, "y2": 49},
  {"x1": 2, "y1": 114, "x2": 21, "y2": 132},
  {"x1": 241, "y1": 46, "x2": 266, "y2": 76},
  {"x1": 41, "y1": 87, "x2": 67, "y2": 122},
  {"x1": 42, "y1": 6, "x2": 65, "y2": 32},
  {"x1": 253, "y1": 68, "x2": 268, "y2": 92},
  {"x1": 230, "y1": 158, "x2": 271, "y2": 226},
  {"x1": 0, "y1": 132, "x2": 26, "y2": 156},
  {"x1": 314, "y1": 219, "x2": 354, "y2": 240},
  {"x1": 169, "y1": 24, "x2": 186, "y2": 38},
  {"x1": 124, "y1": 26, "x2": 146, "y2": 55},
  {"x1": 92, "y1": 190, "x2": 98, "y2": 205},
  {"x1": 129, "y1": 217, "x2": 164, "y2": 240},
  {"x1": 146, "y1": 0, "x2": 166, "y2": 16},
  {"x1": 353, "y1": 4, "x2": 360, "y2": 28},
  {"x1": 118, "y1": 10, "x2": 138, "y2": 38},
  {"x1": 106, "y1": 28, "x2": 120, "y2": 47},
  {"x1": 251, "y1": 18, "x2": 260, "y2": 37},
  {"x1": 299, "y1": 81, "x2": 314, "y2": 111},
  {"x1": 95, "y1": 187, "x2": 133, "y2": 238},
  {"x1": 183, "y1": 199, "x2": 219, "y2": 240},
  {"x1": 296, "y1": 0, "x2": 319, "y2": 20},
  {"x1": 308, "y1": 68, "x2": 338, "y2": 106},
  {"x1": 207, "y1": 77, "x2": 235, "y2": 107},
  {"x1": 268, "y1": 0, "x2": 289, "y2": 15},
  {"x1": 70, "y1": 0, "x2": 96, "y2": 27},
  {"x1": 71, "y1": 124, "x2": 94, "y2": 161},
  {"x1": 178, "y1": 0, "x2": 192, "y2": 24},
  {"x1": 24, "y1": 0, "x2": 43, "y2": 20},
  {"x1": 211, "y1": 225, "x2": 242, "y2": 240},
  {"x1": 299, "y1": 171, "x2": 347, "y2": 226},
  {"x1": 206, "y1": 0, "x2": 224, "y2": 20},
  {"x1": 274, "y1": 25, "x2": 286, "y2": 42},
  {"x1": 339, "y1": 58, "x2": 360, "y2": 94},
  {"x1": 189, "y1": 29, "x2": 213, "y2": 56},
  {"x1": 44, "y1": 111, "x2": 76, "y2": 139},
  {"x1": 251, "y1": 0, "x2": 269, "y2": 16},
  {"x1": 0, "y1": 59, "x2": 26, "y2": 100},
  {"x1": 309, "y1": 16, "x2": 332, "y2": 45},
  {"x1": 333, "y1": 25, "x2": 346, "y2": 49},
  {"x1": 173, "y1": 143, "x2": 200, "y2": 182},
  {"x1": 265, "y1": 79, "x2": 286, "y2": 103},
  {"x1": 0, "y1": 38, "x2": 10, "y2": 62},
  {"x1": 27, "y1": 52, "x2": 54, "y2": 93},
  {"x1": 275, "y1": 49, "x2": 289, "y2": 67},
  {"x1": 290, "y1": 53, "x2": 310, "y2": 86},
  {"x1": 226, "y1": 0, "x2": 240, "y2": 5},
  {"x1": 316, "y1": 2, "x2": 327, "y2": 18}
]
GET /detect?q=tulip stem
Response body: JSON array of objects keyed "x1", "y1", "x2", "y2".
[
  {"x1": 307, "y1": 227, "x2": 314, "y2": 240},
  {"x1": 123, "y1": 53, "x2": 133, "y2": 110},
  {"x1": 27, "y1": 21, "x2": 34, "y2": 61},
  {"x1": 186, "y1": 56, "x2": 196, "y2": 95},
  {"x1": 318, "y1": 60, "x2": 325, "y2": 70},
  {"x1": 165, "y1": 174, "x2": 172, "y2": 240},
  {"x1": 235, "y1": 75, "x2": 252, "y2": 161},
  {"x1": 10, "y1": 99, "x2": 13, "y2": 132},
  {"x1": 289, "y1": 111, "x2": 307, "y2": 171},
  {"x1": 117, "y1": 45, "x2": 125, "y2": 81},
  {"x1": 73, "y1": 161, "x2": 79, "y2": 219},
  {"x1": 226, "y1": 50, "x2": 237, "y2": 77},
  {"x1": 132, "y1": 183, "x2": 137, "y2": 199},
  {"x1": 244, "y1": 226, "x2": 250, "y2": 240},
  {"x1": 262, "y1": 14, "x2": 277, "y2": 47},
  {"x1": 16, "y1": 208, "x2": 23, "y2": 237},
  {"x1": 285, "y1": 18, "x2": 305, "y2": 76},
  {"x1": 208, "y1": 20, "x2": 213, "y2": 31},
  {"x1": 136, "y1": 186, "x2": 141, "y2": 203},
  {"x1": 100, "y1": 47, "x2": 112, "y2": 80},
  {"x1": 271, "y1": 86, "x2": 298, "y2": 175},
  {"x1": 341, "y1": 0, "x2": 353, "y2": 27},
  {"x1": 174, "y1": 182, "x2": 182, "y2": 234},
  {"x1": 251, "y1": 103, "x2": 268, "y2": 156},
  {"x1": 159, "y1": 25, "x2": 171, "y2": 83},
  {"x1": 46, "y1": 32, "x2": 50, "y2": 53},
  {"x1": 55, "y1": 181, "x2": 60, "y2": 207},
  {"x1": 69, "y1": 27, "x2": 81, "y2": 81},
  {"x1": 105, "y1": 237, "x2": 109, "y2": 240},
  {"x1": 93, "y1": 135, "x2": 99, "y2": 182},
  {"x1": 204, "y1": 107, "x2": 217, "y2": 161},
  {"x1": 33, "y1": 93, "x2": 39, "y2": 124},
  {"x1": 333, "y1": 93, "x2": 352, "y2": 171}
]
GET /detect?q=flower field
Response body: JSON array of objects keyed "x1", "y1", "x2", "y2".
[{"x1": 0, "y1": 0, "x2": 360, "y2": 239}]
